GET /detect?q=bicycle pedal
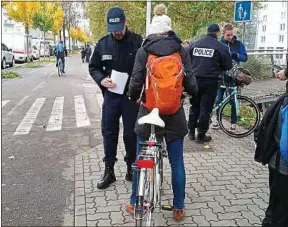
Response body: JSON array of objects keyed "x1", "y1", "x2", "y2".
[{"x1": 161, "y1": 204, "x2": 173, "y2": 211}]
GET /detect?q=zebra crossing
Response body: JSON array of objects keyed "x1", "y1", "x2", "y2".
[
  {"x1": 2, "y1": 100, "x2": 10, "y2": 107},
  {"x1": 2, "y1": 94, "x2": 100, "y2": 136}
]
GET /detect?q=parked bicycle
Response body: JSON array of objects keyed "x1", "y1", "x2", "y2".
[
  {"x1": 132, "y1": 108, "x2": 172, "y2": 227},
  {"x1": 212, "y1": 79, "x2": 261, "y2": 138}
]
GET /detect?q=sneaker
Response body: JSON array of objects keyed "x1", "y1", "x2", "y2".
[
  {"x1": 196, "y1": 135, "x2": 212, "y2": 144},
  {"x1": 125, "y1": 204, "x2": 134, "y2": 216},
  {"x1": 230, "y1": 124, "x2": 236, "y2": 131},
  {"x1": 173, "y1": 209, "x2": 185, "y2": 222},
  {"x1": 212, "y1": 122, "x2": 220, "y2": 130}
]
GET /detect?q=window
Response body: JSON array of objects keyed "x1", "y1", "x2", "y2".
[
  {"x1": 267, "y1": 47, "x2": 274, "y2": 50},
  {"x1": 281, "y1": 12, "x2": 287, "y2": 19},
  {"x1": 262, "y1": 25, "x2": 266, "y2": 32},
  {"x1": 282, "y1": 2, "x2": 287, "y2": 7},
  {"x1": 280, "y1": 24, "x2": 286, "y2": 30},
  {"x1": 261, "y1": 36, "x2": 266, "y2": 42},
  {"x1": 263, "y1": 15, "x2": 267, "y2": 21},
  {"x1": 279, "y1": 35, "x2": 284, "y2": 42}
]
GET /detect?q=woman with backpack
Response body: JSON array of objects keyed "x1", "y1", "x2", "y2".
[{"x1": 125, "y1": 4, "x2": 198, "y2": 222}]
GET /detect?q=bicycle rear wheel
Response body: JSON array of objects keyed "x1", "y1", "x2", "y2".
[
  {"x1": 58, "y1": 59, "x2": 62, "y2": 77},
  {"x1": 135, "y1": 168, "x2": 154, "y2": 227},
  {"x1": 218, "y1": 95, "x2": 261, "y2": 138}
]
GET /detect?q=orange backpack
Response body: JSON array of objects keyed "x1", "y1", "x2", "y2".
[{"x1": 144, "y1": 52, "x2": 184, "y2": 115}]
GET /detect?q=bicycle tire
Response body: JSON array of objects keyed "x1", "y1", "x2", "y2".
[
  {"x1": 159, "y1": 151, "x2": 164, "y2": 197},
  {"x1": 58, "y1": 59, "x2": 63, "y2": 77},
  {"x1": 218, "y1": 95, "x2": 261, "y2": 138},
  {"x1": 135, "y1": 168, "x2": 153, "y2": 227}
]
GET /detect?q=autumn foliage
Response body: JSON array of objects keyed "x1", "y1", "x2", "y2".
[{"x1": 70, "y1": 27, "x2": 88, "y2": 43}]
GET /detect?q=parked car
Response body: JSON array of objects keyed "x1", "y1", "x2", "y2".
[
  {"x1": 32, "y1": 45, "x2": 40, "y2": 60},
  {"x1": 2, "y1": 33, "x2": 33, "y2": 63},
  {"x1": 1, "y1": 43, "x2": 15, "y2": 69}
]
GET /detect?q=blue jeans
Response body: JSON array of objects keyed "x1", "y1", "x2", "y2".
[
  {"x1": 130, "y1": 137, "x2": 186, "y2": 209},
  {"x1": 215, "y1": 87, "x2": 237, "y2": 124}
]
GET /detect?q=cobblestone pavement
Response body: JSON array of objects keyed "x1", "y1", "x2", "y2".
[{"x1": 73, "y1": 100, "x2": 270, "y2": 227}]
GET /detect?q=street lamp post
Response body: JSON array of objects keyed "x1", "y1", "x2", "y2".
[{"x1": 146, "y1": 0, "x2": 152, "y2": 36}]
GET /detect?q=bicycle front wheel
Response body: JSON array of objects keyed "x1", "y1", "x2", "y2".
[{"x1": 218, "y1": 95, "x2": 260, "y2": 138}]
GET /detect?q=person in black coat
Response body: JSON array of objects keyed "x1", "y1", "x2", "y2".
[
  {"x1": 85, "y1": 45, "x2": 92, "y2": 63},
  {"x1": 187, "y1": 24, "x2": 233, "y2": 143},
  {"x1": 80, "y1": 47, "x2": 85, "y2": 63}
]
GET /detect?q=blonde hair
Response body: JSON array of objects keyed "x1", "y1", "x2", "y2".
[{"x1": 153, "y1": 4, "x2": 168, "y2": 16}]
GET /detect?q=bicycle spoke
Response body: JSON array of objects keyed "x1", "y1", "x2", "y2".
[{"x1": 218, "y1": 95, "x2": 260, "y2": 138}]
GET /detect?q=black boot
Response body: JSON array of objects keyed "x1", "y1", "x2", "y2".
[
  {"x1": 97, "y1": 166, "x2": 116, "y2": 189},
  {"x1": 188, "y1": 129, "x2": 195, "y2": 140},
  {"x1": 125, "y1": 165, "x2": 133, "y2": 182},
  {"x1": 196, "y1": 134, "x2": 212, "y2": 144}
]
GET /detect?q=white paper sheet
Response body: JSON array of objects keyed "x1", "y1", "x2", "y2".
[{"x1": 108, "y1": 70, "x2": 129, "y2": 95}]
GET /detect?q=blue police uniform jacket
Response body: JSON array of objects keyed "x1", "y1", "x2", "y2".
[
  {"x1": 221, "y1": 36, "x2": 247, "y2": 64},
  {"x1": 188, "y1": 34, "x2": 233, "y2": 80},
  {"x1": 89, "y1": 29, "x2": 143, "y2": 96}
]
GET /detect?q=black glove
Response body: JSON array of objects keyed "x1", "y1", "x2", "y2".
[{"x1": 231, "y1": 53, "x2": 238, "y2": 60}]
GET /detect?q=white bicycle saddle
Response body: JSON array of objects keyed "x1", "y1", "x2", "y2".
[{"x1": 138, "y1": 108, "x2": 165, "y2": 128}]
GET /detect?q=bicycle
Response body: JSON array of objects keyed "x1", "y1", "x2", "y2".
[
  {"x1": 57, "y1": 58, "x2": 64, "y2": 77},
  {"x1": 212, "y1": 81, "x2": 261, "y2": 138},
  {"x1": 132, "y1": 108, "x2": 172, "y2": 227}
]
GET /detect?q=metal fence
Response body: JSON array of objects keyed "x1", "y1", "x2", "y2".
[{"x1": 243, "y1": 49, "x2": 288, "y2": 80}]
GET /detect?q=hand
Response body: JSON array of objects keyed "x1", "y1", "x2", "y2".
[
  {"x1": 231, "y1": 53, "x2": 239, "y2": 60},
  {"x1": 101, "y1": 77, "x2": 116, "y2": 88},
  {"x1": 275, "y1": 70, "x2": 287, "y2": 81}
]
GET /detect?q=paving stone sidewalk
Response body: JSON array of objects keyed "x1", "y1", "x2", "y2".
[{"x1": 73, "y1": 101, "x2": 270, "y2": 226}]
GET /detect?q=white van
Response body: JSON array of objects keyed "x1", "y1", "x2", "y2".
[{"x1": 2, "y1": 33, "x2": 33, "y2": 63}]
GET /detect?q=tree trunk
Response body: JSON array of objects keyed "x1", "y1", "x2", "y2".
[
  {"x1": 68, "y1": 23, "x2": 71, "y2": 52},
  {"x1": 54, "y1": 35, "x2": 56, "y2": 45},
  {"x1": 63, "y1": 24, "x2": 66, "y2": 46},
  {"x1": 25, "y1": 27, "x2": 29, "y2": 62},
  {"x1": 43, "y1": 31, "x2": 46, "y2": 60},
  {"x1": 59, "y1": 30, "x2": 62, "y2": 41}
]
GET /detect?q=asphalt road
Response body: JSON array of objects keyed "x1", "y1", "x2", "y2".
[{"x1": 1, "y1": 55, "x2": 102, "y2": 226}]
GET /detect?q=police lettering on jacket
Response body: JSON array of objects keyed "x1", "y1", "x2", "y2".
[
  {"x1": 193, "y1": 48, "x2": 215, "y2": 58},
  {"x1": 189, "y1": 34, "x2": 233, "y2": 79},
  {"x1": 88, "y1": 29, "x2": 143, "y2": 95}
]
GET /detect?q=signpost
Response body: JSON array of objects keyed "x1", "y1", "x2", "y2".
[
  {"x1": 146, "y1": 0, "x2": 152, "y2": 36},
  {"x1": 234, "y1": 1, "x2": 253, "y2": 43}
]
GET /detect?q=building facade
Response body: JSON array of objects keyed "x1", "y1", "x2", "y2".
[{"x1": 255, "y1": 1, "x2": 287, "y2": 51}]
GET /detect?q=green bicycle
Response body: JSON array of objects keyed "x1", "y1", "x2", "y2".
[{"x1": 212, "y1": 82, "x2": 261, "y2": 138}]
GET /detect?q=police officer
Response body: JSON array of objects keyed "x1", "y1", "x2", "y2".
[
  {"x1": 89, "y1": 7, "x2": 143, "y2": 189},
  {"x1": 188, "y1": 24, "x2": 233, "y2": 143}
]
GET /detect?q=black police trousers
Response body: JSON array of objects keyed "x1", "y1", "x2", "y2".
[
  {"x1": 188, "y1": 78, "x2": 218, "y2": 136},
  {"x1": 101, "y1": 91, "x2": 139, "y2": 168}
]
